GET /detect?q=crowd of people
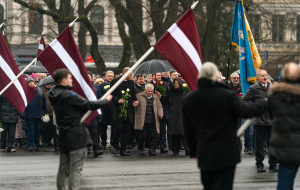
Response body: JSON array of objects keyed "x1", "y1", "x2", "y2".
[{"x1": 0, "y1": 62, "x2": 300, "y2": 190}]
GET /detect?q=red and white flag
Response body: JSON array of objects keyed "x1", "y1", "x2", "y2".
[
  {"x1": 37, "y1": 27, "x2": 100, "y2": 125},
  {"x1": 0, "y1": 33, "x2": 36, "y2": 114},
  {"x1": 37, "y1": 34, "x2": 46, "y2": 56},
  {"x1": 154, "y1": 9, "x2": 202, "y2": 91}
]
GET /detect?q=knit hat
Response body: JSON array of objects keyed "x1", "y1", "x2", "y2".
[{"x1": 26, "y1": 77, "x2": 35, "y2": 83}]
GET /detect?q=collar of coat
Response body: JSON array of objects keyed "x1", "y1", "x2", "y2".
[
  {"x1": 139, "y1": 91, "x2": 159, "y2": 99},
  {"x1": 270, "y1": 83, "x2": 300, "y2": 97}
]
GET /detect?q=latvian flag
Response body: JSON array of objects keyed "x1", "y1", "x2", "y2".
[
  {"x1": 37, "y1": 34, "x2": 46, "y2": 56},
  {"x1": 0, "y1": 32, "x2": 36, "y2": 113},
  {"x1": 154, "y1": 9, "x2": 202, "y2": 91},
  {"x1": 37, "y1": 27, "x2": 101, "y2": 125}
]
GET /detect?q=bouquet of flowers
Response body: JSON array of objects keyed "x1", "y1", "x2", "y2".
[
  {"x1": 238, "y1": 93, "x2": 243, "y2": 98},
  {"x1": 119, "y1": 88, "x2": 131, "y2": 119},
  {"x1": 104, "y1": 85, "x2": 110, "y2": 91},
  {"x1": 0, "y1": 121, "x2": 3, "y2": 133},
  {"x1": 154, "y1": 81, "x2": 166, "y2": 96},
  {"x1": 182, "y1": 83, "x2": 190, "y2": 94},
  {"x1": 42, "y1": 114, "x2": 50, "y2": 123}
]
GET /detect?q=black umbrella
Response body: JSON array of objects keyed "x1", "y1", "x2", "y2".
[
  {"x1": 38, "y1": 75, "x2": 54, "y2": 86},
  {"x1": 19, "y1": 65, "x2": 48, "y2": 73},
  {"x1": 133, "y1": 59, "x2": 175, "y2": 75}
]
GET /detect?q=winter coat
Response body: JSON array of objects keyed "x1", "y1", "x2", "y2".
[
  {"x1": 0, "y1": 95, "x2": 18, "y2": 123},
  {"x1": 227, "y1": 82, "x2": 241, "y2": 95},
  {"x1": 134, "y1": 82, "x2": 145, "y2": 94},
  {"x1": 182, "y1": 78, "x2": 268, "y2": 172},
  {"x1": 268, "y1": 83, "x2": 300, "y2": 164},
  {"x1": 99, "y1": 81, "x2": 112, "y2": 125},
  {"x1": 134, "y1": 92, "x2": 163, "y2": 133},
  {"x1": 40, "y1": 86, "x2": 53, "y2": 115},
  {"x1": 242, "y1": 82, "x2": 272, "y2": 126},
  {"x1": 23, "y1": 87, "x2": 48, "y2": 119},
  {"x1": 48, "y1": 85, "x2": 109, "y2": 153},
  {"x1": 168, "y1": 87, "x2": 184, "y2": 135},
  {"x1": 110, "y1": 76, "x2": 136, "y2": 122}
]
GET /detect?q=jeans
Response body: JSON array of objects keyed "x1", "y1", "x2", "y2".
[
  {"x1": 159, "y1": 119, "x2": 167, "y2": 150},
  {"x1": 277, "y1": 163, "x2": 299, "y2": 190},
  {"x1": 25, "y1": 118, "x2": 41, "y2": 148},
  {"x1": 244, "y1": 123, "x2": 254, "y2": 149},
  {"x1": 0, "y1": 123, "x2": 16, "y2": 149},
  {"x1": 57, "y1": 147, "x2": 87, "y2": 190}
]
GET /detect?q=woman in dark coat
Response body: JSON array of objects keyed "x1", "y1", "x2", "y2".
[{"x1": 168, "y1": 77, "x2": 187, "y2": 155}]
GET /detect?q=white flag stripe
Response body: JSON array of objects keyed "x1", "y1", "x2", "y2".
[
  {"x1": 49, "y1": 39, "x2": 101, "y2": 114},
  {"x1": 0, "y1": 55, "x2": 28, "y2": 106},
  {"x1": 167, "y1": 23, "x2": 202, "y2": 72},
  {"x1": 38, "y1": 44, "x2": 44, "y2": 50}
]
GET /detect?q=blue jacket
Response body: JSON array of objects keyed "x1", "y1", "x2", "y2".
[{"x1": 23, "y1": 87, "x2": 48, "y2": 118}]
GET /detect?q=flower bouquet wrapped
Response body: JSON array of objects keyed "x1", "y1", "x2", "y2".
[
  {"x1": 154, "y1": 81, "x2": 166, "y2": 96},
  {"x1": 119, "y1": 88, "x2": 131, "y2": 119},
  {"x1": 104, "y1": 85, "x2": 110, "y2": 91},
  {"x1": 182, "y1": 83, "x2": 190, "y2": 94}
]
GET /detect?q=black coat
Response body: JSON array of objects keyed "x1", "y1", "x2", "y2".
[
  {"x1": 99, "y1": 81, "x2": 112, "y2": 125},
  {"x1": 182, "y1": 79, "x2": 267, "y2": 171},
  {"x1": 110, "y1": 77, "x2": 136, "y2": 122},
  {"x1": 48, "y1": 85, "x2": 109, "y2": 152},
  {"x1": 268, "y1": 83, "x2": 300, "y2": 164},
  {"x1": 0, "y1": 95, "x2": 18, "y2": 123},
  {"x1": 227, "y1": 82, "x2": 241, "y2": 95},
  {"x1": 168, "y1": 87, "x2": 184, "y2": 135}
]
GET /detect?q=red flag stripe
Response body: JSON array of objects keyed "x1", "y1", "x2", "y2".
[
  {"x1": 48, "y1": 39, "x2": 101, "y2": 115},
  {"x1": 167, "y1": 23, "x2": 202, "y2": 72}
]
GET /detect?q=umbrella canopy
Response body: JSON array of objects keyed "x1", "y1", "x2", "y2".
[
  {"x1": 38, "y1": 75, "x2": 54, "y2": 87},
  {"x1": 234, "y1": 70, "x2": 273, "y2": 81},
  {"x1": 19, "y1": 65, "x2": 48, "y2": 74},
  {"x1": 133, "y1": 59, "x2": 175, "y2": 75}
]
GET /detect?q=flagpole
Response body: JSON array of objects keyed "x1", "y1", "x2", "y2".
[
  {"x1": 0, "y1": 23, "x2": 4, "y2": 29},
  {"x1": 0, "y1": 58, "x2": 37, "y2": 96},
  {"x1": 191, "y1": 1, "x2": 199, "y2": 10},
  {"x1": 237, "y1": 118, "x2": 253, "y2": 137},
  {"x1": 226, "y1": 43, "x2": 232, "y2": 85},
  {"x1": 80, "y1": 47, "x2": 155, "y2": 123},
  {"x1": 69, "y1": 17, "x2": 79, "y2": 27}
]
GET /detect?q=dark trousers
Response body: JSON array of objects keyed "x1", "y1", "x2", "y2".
[
  {"x1": 40, "y1": 115, "x2": 54, "y2": 144},
  {"x1": 254, "y1": 125, "x2": 276, "y2": 166},
  {"x1": 100, "y1": 124, "x2": 108, "y2": 146},
  {"x1": 138, "y1": 123, "x2": 158, "y2": 151},
  {"x1": 25, "y1": 118, "x2": 41, "y2": 148},
  {"x1": 159, "y1": 119, "x2": 167, "y2": 150},
  {"x1": 201, "y1": 166, "x2": 236, "y2": 190},
  {"x1": 171, "y1": 134, "x2": 181, "y2": 154},
  {"x1": 277, "y1": 163, "x2": 299, "y2": 190},
  {"x1": 87, "y1": 125, "x2": 99, "y2": 152},
  {"x1": 111, "y1": 121, "x2": 130, "y2": 151},
  {"x1": 0, "y1": 123, "x2": 16, "y2": 149}
]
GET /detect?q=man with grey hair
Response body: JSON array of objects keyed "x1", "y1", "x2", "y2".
[
  {"x1": 183, "y1": 62, "x2": 268, "y2": 190},
  {"x1": 134, "y1": 83, "x2": 163, "y2": 156},
  {"x1": 228, "y1": 72, "x2": 241, "y2": 95}
]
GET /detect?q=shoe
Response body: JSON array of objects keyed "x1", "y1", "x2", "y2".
[
  {"x1": 257, "y1": 165, "x2": 266, "y2": 172},
  {"x1": 54, "y1": 147, "x2": 59, "y2": 152},
  {"x1": 94, "y1": 150, "x2": 103, "y2": 157},
  {"x1": 160, "y1": 149, "x2": 168, "y2": 154},
  {"x1": 149, "y1": 150, "x2": 156, "y2": 156},
  {"x1": 138, "y1": 150, "x2": 145, "y2": 155},
  {"x1": 100, "y1": 145, "x2": 106, "y2": 150},
  {"x1": 248, "y1": 148, "x2": 253, "y2": 155},
  {"x1": 173, "y1": 152, "x2": 179, "y2": 156},
  {"x1": 7, "y1": 148, "x2": 16, "y2": 152},
  {"x1": 269, "y1": 165, "x2": 279, "y2": 172},
  {"x1": 1, "y1": 148, "x2": 6, "y2": 152},
  {"x1": 244, "y1": 147, "x2": 249, "y2": 153},
  {"x1": 120, "y1": 151, "x2": 130, "y2": 156},
  {"x1": 111, "y1": 146, "x2": 117, "y2": 155},
  {"x1": 28, "y1": 147, "x2": 34, "y2": 151}
]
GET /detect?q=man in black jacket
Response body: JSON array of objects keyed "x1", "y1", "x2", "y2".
[
  {"x1": 48, "y1": 69, "x2": 112, "y2": 190},
  {"x1": 242, "y1": 69, "x2": 277, "y2": 172},
  {"x1": 183, "y1": 62, "x2": 267, "y2": 190},
  {"x1": 110, "y1": 67, "x2": 138, "y2": 156}
]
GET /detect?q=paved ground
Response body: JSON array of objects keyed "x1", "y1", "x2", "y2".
[{"x1": 0, "y1": 145, "x2": 299, "y2": 190}]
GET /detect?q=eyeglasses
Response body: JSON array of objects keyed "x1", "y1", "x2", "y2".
[{"x1": 232, "y1": 77, "x2": 239, "y2": 79}]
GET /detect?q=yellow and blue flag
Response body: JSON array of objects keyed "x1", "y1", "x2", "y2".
[{"x1": 230, "y1": 0, "x2": 261, "y2": 94}]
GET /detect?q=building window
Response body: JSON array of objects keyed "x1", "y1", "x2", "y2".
[
  {"x1": 297, "y1": 15, "x2": 300, "y2": 42},
  {"x1": 90, "y1": 5, "x2": 104, "y2": 35},
  {"x1": 272, "y1": 15, "x2": 285, "y2": 42},
  {"x1": 247, "y1": 15, "x2": 260, "y2": 40},
  {"x1": 29, "y1": 10, "x2": 43, "y2": 34},
  {"x1": 0, "y1": 4, "x2": 4, "y2": 22}
]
